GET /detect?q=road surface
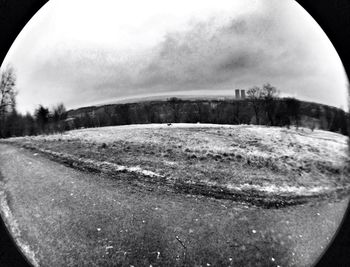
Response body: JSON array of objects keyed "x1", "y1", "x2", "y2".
[{"x1": 0, "y1": 144, "x2": 348, "y2": 267}]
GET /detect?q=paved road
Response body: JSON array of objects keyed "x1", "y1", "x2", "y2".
[{"x1": 0, "y1": 144, "x2": 349, "y2": 267}]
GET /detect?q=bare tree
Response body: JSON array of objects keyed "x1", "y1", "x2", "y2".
[
  {"x1": 35, "y1": 105, "x2": 50, "y2": 133},
  {"x1": 169, "y1": 97, "x2": 180, "y2": 123},
  {"x1": 233, "y1": 101, "x2": 242, "y2": 124},
  {"x1": 0, "y1": 66, "x2": 17, "y2": 116},
  {"x1": 51, "y1": 103, "x2": 67, "y2": 133},
  {"x1": 247, "y1": 86, "x2": 262, "y2": 125},
  {"x1": 261, "y1": 83, "x2": 279, "y2": 126},
  {"x1": 285, "y1": 97, "x2": 301, "y2": 129},
  {"x1": 0, "y1": 66, "x2": 17, "y2": 137},
  {"x1": 52, "y1": 103, "x2": 67, "y2": 122}
]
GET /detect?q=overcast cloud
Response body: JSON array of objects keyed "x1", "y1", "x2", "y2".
[{"x1": 2, "y1": 0, "x2": 348, "y2": 113}]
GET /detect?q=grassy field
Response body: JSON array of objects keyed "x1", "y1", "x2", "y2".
[{"x1": 4, "y1": 123, "x2": 349, "y2": 207}]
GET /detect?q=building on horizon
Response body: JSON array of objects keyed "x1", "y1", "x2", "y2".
[
  {"x1": 235, "y1": 89, "x2": 240, "y2": 99},
  {"x1": 235, "y1": 89, "x2": 246, "y2": 99},
  {"x1": 241, "y1": 90, "x2": 246, "y2": 99}
]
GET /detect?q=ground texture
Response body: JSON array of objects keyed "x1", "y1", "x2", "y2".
[
  {"x1": 0, "y1": 124, "x2": 349, "y2": 266},
  {"x1": 4, "y1": 124, "x2": 350, "y2": 207}
]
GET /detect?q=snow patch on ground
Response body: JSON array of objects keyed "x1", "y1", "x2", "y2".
[
  {"x1": 226, "y1": 183, "x2": 334, "y2": 196},
  {"x1": 184, "y1": 179, "x2": 338, "y2": 197},
  {"x1": 35, "y1": 147, "x2": 164, "y2": 179},
  {"x1": 29, "y1": 146, "x2": 336, "y2": 197},
  {"x1": 0, "y1": 189, "x2": 40, "y2": 267}
]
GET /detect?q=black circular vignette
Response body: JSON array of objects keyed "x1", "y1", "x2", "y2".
[
  {"x1": 294, "y1": 2, "x2": 350, "y2": 267},
  {"x1": 0, "y1": 0, "x2": 349, "y2": 266},
  {"x1": 0, "y1": 1, "x2": 49, "y2": 266}
]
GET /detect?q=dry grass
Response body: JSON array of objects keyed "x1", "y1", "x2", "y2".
[{"x1": 4, "y1": 124, "x2": 350, "y2": 202}]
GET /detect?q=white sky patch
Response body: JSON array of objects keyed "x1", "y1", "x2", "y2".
[
  {"x1": 47, "y1": 0, "x2": 261, "y2": 49},
  {"x1": 1, "y1": 0, "x2": 348, "y2": 113}
]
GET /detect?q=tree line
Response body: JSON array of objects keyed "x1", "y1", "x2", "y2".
[
  {"x1": 0, "y1": 103, "x2": 68, "y2": 138},
  {"x1": 67, "y1": 94, "x2": 348, "y2": 136},
  {"x1": 246, "y1": 83, "x2": 302, "y2": 128},
  {"x1": 0, "y1": 66, "x2": 68, "y2": 138},
  {"x1": 0, "y1": 66, "x2": 349, "y2": 138}
]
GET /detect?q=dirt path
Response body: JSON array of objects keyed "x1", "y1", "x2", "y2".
[{"x1": 0, "y1": 144, "x2": 348, "y2": 267}]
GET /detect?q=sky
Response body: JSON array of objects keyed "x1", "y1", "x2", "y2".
[{"x1": 1, "y1": 0, "x2": 349, "y2": 113}]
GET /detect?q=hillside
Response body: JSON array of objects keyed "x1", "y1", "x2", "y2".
[
  {"x1": 5, "y1": 124, "x2": 349, "y2": 207},
  {"x1": 66, "y1": 98, "x2": 349, "y2": 136}
]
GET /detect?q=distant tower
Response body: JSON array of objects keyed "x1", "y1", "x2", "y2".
[
  {"x1": 235, "y1": 89, "x2": 240, "y2": 99},
  {"x1": 240, "y1": 90, "x2": 246, "y2": 99}
]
